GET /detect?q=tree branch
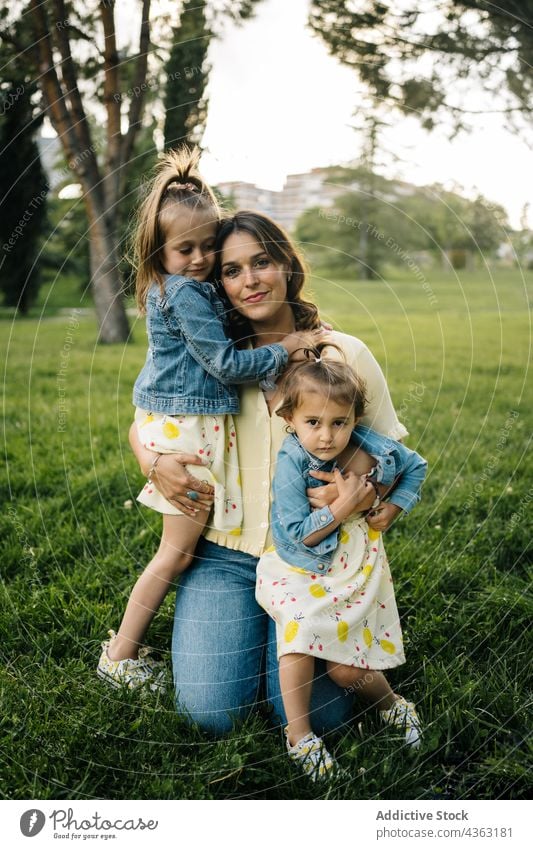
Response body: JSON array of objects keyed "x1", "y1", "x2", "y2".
[
  {"x1": 28, "y1": 1, "x2": 84, "y2": 174},
  {"x1": 51, "y1": 0, "x2": 101, "y2": 189},
  {"x1": 99, "y1": 0, "x2": 121, "y2": 205},
  {"x1": 121, "y1": 0, "x2": 151, "y2": 178}
]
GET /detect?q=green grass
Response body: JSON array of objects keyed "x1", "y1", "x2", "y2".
[{"x1": 1, "y1": 267, "x2": 531, "y2": 799}]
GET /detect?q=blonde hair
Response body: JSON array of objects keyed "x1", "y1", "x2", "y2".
[
  {"x1": 132, "y1": 146, "x2": 221, "y2": 312},
  {"x1": 276, "y1": 345, "x2": 368, "y2": 421}
]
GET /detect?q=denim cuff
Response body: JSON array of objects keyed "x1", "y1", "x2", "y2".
[
  {"x1": 267, "y1": 343, "x2": 289, "y2": 375},
  {"x1": 387, "y1": 489, "x2": 419, "y2": 514}
]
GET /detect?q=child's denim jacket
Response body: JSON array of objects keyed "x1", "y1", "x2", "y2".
[
  {"x1": 133, "y1": 275, "x2": 288, "y2": 415},
  {"x1": 271, "y1": 427, "x2": 427, "y2": 574}
]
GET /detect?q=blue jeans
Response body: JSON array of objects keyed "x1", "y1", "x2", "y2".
[{"x1": 171, "y1": 538, "x2": 354, "y2": 735}]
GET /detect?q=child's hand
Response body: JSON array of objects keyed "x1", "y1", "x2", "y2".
[
  {"x1": 307, "y1": 470, "x2": 338, "y2": 508},
  {"x1": 281, "y1": 327, "x2": 329, "y2": 359},
  {"x1": 332, "y1": 469, "x2": 374, "y2": 521},
  {"x1": 366, "y1": 502, "x2": 402, "y2": 532}
]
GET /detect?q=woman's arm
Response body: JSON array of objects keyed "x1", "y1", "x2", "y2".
[{"x1": 129, "y1": 423, "x2": 214, "y2": 516}]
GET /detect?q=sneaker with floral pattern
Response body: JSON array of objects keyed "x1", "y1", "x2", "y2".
[
  {"x1": 97, "y1": 630, "x2": 167, "y2": 692},
  {"x1": 380, "y1": 696, "x2": 422, "y2": 748},
  {"x1": 285, "y1": 728, "x2": 337, "y2": 782}
]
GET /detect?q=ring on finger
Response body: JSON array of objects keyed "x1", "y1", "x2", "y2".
[{"x1": 186, "y1": 490, "x2": 199, "y2": 501}]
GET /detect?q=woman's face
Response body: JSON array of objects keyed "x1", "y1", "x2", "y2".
[{"x1": 219, "y1": 231, "x2": 293, "y2": 329}]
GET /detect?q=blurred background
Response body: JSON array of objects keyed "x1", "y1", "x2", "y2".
[
  {"x1": 1, "y1": 0, "x2": 532, "y2": 337},
  {"x1": 1, "y1": 1, "x2": 531, "y2": 802}
]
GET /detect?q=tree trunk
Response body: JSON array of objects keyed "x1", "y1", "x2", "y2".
[{"x1": 87, "y1": 210, "x2": 130, "y2": 344}]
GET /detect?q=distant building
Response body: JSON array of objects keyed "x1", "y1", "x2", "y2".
[{"x1": 216, "y1": 167, "x2": 352, "y2": 231}]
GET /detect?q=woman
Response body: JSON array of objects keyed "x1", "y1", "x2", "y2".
[{"x1": 129, "y1": 211, "x2": 408, "y2": 735}]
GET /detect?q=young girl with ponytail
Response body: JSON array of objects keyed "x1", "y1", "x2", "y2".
[
  {"x1": 97, "y1": 148, "x2": 323, "y2": 689},
  {"x1": 255, "y1": 351, "x2": 427, "y2": 780}
]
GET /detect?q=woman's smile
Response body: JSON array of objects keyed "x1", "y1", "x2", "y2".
[
  {"x1": 243, "y1": 290, "x2": 268, "y2": 303},
  {"x1": 220, "y1": 231, "x2": 294, "y2": 332}
]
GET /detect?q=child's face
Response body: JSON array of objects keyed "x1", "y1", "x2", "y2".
[
  {"x1": 161, "y1": 209, "x2": 217, "y2": 282},
  {"x1": 286, "y1": 392, "x2": 356, "y2": 460}
]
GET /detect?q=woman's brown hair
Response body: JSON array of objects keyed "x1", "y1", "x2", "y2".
[
  {"x1": 131, "y1": 146, "x2": 220, "y2": 313},
  {"x1": 213, "y1": 211, "x2": 320, "y2": 342}
]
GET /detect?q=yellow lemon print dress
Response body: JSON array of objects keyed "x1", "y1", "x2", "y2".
[
  {"x1": 256, "y1": 514, "x2": 405, "y2": 669},
  {"x1": 134, "y1": 408, "x2": 242, "y2": 533}
]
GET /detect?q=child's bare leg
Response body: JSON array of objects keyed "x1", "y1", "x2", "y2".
[
  {"x1": 279, "y1": 653, "x2": 316, "y2": 745},
  {"x1": 327, "y1": 662, "x2": 397, "y2": 710},
  {"x1": 108, "y1": 512, "x2": 206, "y2": 661}
]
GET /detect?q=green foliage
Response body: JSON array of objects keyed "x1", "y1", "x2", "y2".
[
  {"x1": 40, "y1": 198, "x2": 90, "y2": 291},
  {"x1": 1, "y1": 268, "x2": 531, "y2": 798},
  {"x1": 0, "y1": 15, "x2": 48, "y2": 313},
  {"x1": 295, "y1": 171, "x2": 509, "y2": 277},
  {"x1": 164, "y1": 1, "x2": 211, "y2": 149},
  {"x1": 309, "y1": 1, "x2": 533, "y2": 137}
]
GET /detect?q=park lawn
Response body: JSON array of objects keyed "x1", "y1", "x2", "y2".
[{"x1": 1, "y1": 267, "x2": 531, "y2": 800}]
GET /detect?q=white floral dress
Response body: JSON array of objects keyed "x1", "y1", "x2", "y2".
[
  {"x1": 256, "y1": 514, "x2": 405, "y2": 669},
  {"x1": 135, "y1": 408, "x2": 242, "y2": 535}
]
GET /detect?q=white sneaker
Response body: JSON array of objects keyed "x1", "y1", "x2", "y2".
[
  {"x1": 96, "y1": 630, "x2": 167, "y2": 692},
  {"x1": 380, "y1": 696, "x2": 422, "y2": 748},
  {"x1": 285, "y1": 728, "x2": 337, "y2": 782}
]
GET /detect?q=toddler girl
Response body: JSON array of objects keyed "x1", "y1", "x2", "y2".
[
  {"x1": 97, "y1": 147, "x2": 323, "y2": 689},
  {"x1": 255, "y1": 353, "x2": 427, "y2": 780}
]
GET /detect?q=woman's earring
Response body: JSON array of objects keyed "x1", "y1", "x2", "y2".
[
  {"x1": 285, "y1": 424, "x2": 295, "y2": 434},
  {"x1": 287, "y1": 273, "x2": 292, "y2": 283}
]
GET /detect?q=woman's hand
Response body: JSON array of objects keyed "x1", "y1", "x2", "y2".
[
  {"x1": 151, "y1": 453, "x2": 215, "y2": 516},
  {"x1": 366, "y1": 502, "x2": 402, "y2": 532},
  {"x1": 129, "y1": 423, "x2": 214, "y2": 517},
  {"x1": 331, "y1": 469, "x2": 376, "y2": 521}
]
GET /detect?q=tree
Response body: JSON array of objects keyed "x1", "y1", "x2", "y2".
[
  {"x1": 164, "y1": 1, "x2": 211, "y2": 149},
  {"x1": 0, "y1": 11, "x2": 48, "y2": 313},
  {"x1": 3, "y1": 1, "x2": 266, "y2": 342},
  {"x1": 3, "y1": 0, "x2": 154, "y2": 342},
  {"x1": 295, "y1": 172, "x2": 507, "y2": 275},
  {"x1": 309, "y1": 1, "x2": 533, "y2": 136}
]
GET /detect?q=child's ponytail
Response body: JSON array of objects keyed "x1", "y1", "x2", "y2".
[
  {"x1": 131, "y1": 146, "x2": 221, "y2": 312},
  {"x1": 275, "y1": 344, "x2": 368, "y2": 421}
]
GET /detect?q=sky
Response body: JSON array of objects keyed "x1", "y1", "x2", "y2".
[
  {"x1": 198, "y1": 0, "x2": 533, "y2": 229},
  {"x1": 51, "y1": 0, "x2": 533, "y2": 228}
]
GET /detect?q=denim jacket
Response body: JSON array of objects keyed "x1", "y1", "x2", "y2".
[
  {"x1": 271, "y1": 428, "x2": 427, "y2": 574},
  {"x1": 133, "y1": 275, "x2": 289, "y2": 414}
]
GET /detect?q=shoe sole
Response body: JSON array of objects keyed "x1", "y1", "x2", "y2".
[{"x1": 97, "y1": 666, "x2": 168, "y2": 694}]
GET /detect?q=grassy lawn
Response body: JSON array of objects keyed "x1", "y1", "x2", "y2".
[{"x1": 1, "y1": 267, "x2": 531, "y2": 800}]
